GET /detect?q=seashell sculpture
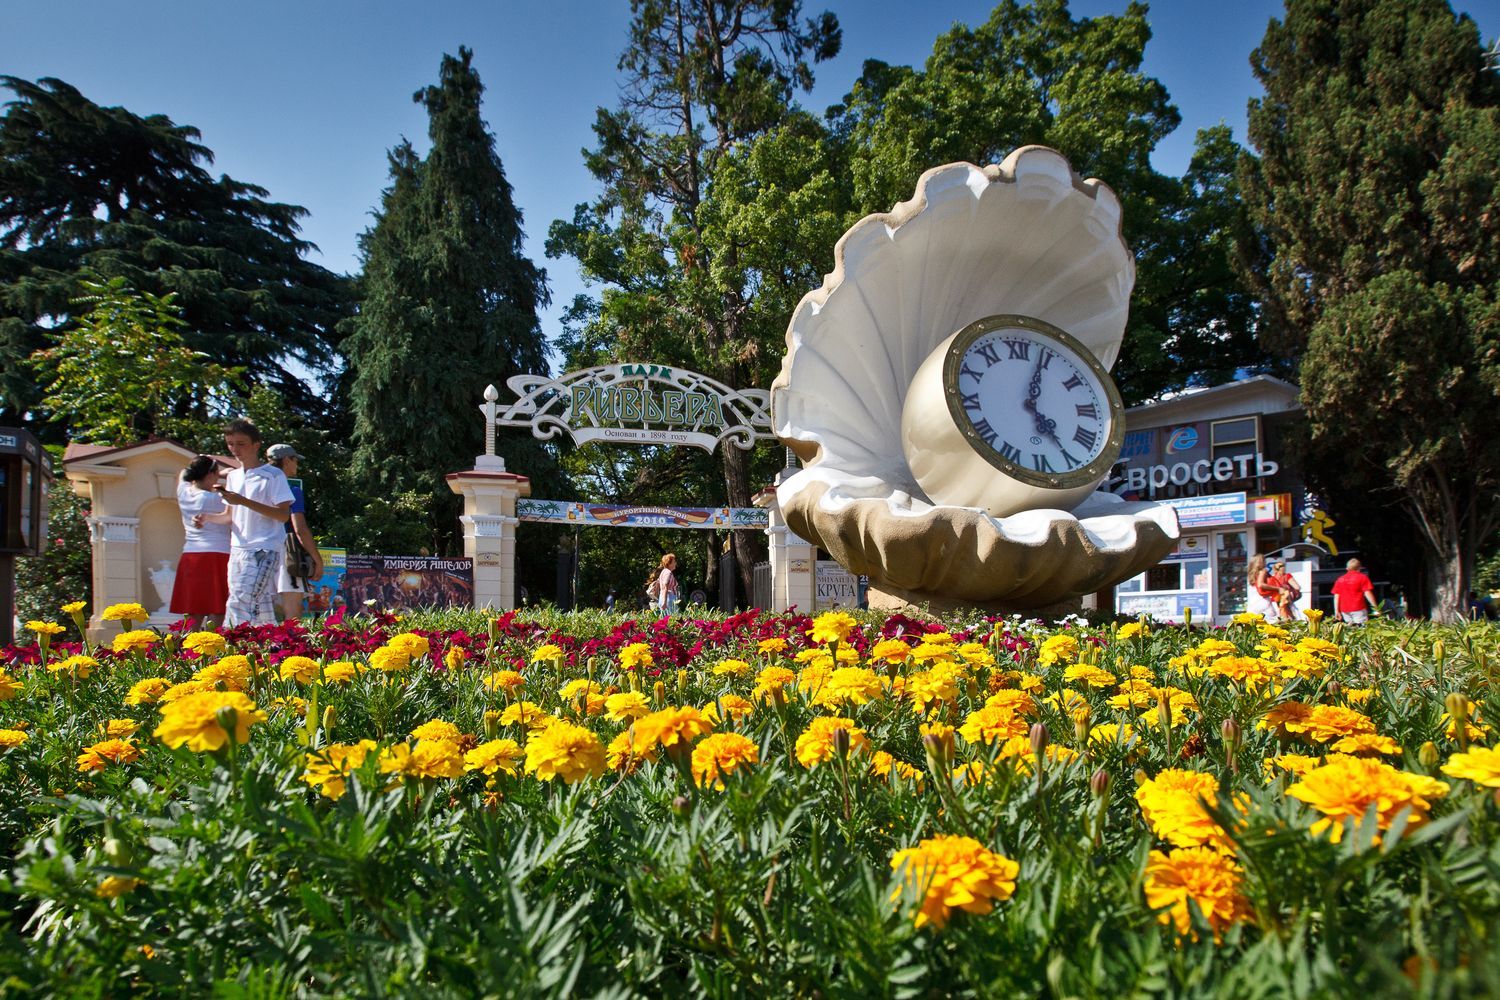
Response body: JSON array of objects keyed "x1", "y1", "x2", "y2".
[{"x1": 770, "y1": 146, "x2": 1178, "y2": 610}]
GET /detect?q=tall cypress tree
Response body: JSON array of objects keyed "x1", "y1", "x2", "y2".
[{"x1": 345, "y1": 48, "x2": 552, "y2": 532}]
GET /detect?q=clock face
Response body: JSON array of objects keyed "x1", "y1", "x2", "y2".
[{"x1": 941, "y1": 315, "x2": 1124, "y2": 487}]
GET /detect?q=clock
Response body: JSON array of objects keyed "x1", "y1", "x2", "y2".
[{"x1": 900, "y1": 314, "x2": 1126, "y2": 518}]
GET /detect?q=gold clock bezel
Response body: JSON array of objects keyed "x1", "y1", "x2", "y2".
[{"x1": 941, "y1": 313, "x2": 1126, "y2": 490}]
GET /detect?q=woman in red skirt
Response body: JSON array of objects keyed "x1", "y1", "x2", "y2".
[{"x1": 171, "y1": 455, "x2": 232, "y2": 628}]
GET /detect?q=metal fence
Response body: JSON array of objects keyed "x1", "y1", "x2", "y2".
[{"x1": 752, "y1": 561, "x2": 772, "y2": 611}]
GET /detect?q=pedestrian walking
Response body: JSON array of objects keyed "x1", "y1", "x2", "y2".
[
  {"x1": 267, "y1": 443, "x2": 323, "y2": 621},
  {"x1": 1331, "y1": 558, "x2": 1381, "y2": 624},
  {"x1": 217, "y1": 419, "x2": 294, "y2": 627}
]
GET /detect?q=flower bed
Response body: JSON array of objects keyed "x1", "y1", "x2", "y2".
[{"x1": 1, "y1": 605, "x2": 1498, "y2": 994}]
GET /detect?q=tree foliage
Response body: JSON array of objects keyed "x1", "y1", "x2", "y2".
[
  {"x1": 1239, "y1": 0, "x2": 1500, "y2": 618},
  {"x1": 547, "y1": 0, "x2": 842, "y2": 601},
  {"x1": 343, "y1": 48, "x2": 555, "y2": 552},
  {"x1": 0, "y1": 76, "x2": 350, "y2": 424},
  {"x1": 28, "y1": 275, "x2": 243, "y2": 448}
]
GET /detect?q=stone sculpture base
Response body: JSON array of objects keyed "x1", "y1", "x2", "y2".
[{"x1": 866, "y1": 582, "x2": 1084, "y2": 620}]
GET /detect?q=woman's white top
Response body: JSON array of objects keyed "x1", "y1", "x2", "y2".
[{"x1": 177, "y1": 480, "x2": 231, "y2": 554}]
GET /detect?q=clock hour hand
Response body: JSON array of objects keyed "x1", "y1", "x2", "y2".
[{"x1": 1023, "y1": 349, "x2": 1057, "y2": 440}]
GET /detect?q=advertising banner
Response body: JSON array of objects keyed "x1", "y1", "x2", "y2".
[
  {"x1": 302, "y1": 547, "x2": 347, "y2": 617},
  {"x1": 1159, "y1": 492, "x2": 1247, "y2": 529},
  {"x1": 341, "y1": 555, "x2": 474, "y2": 610},
  {"x1": 815, "y1": 560, "x2": 858, "y2": 609},
  {"x1": 518, "y1": 498, "x2": 768, "y2": 530}
]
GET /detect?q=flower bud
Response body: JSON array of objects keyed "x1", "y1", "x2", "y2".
[
  {"x1": 966, "y1": 677, "x2": 980, "y2": 702},
  {"x1": 321, "y1": 705, "x2": 336, "y2": 736},
  {"x1": 1445, "y1": 692, "x2": 1472, "y2": 720},
  {"x1": 1325, "y1": 680, "x2": 1341, "y2": 700},
  {"x1": 103, "y1": 835, "x2": 130, "y2": 866},
  {"x1": 1182, "y1": 606, "x2": 1192, "y2": 628},
  {"x1": 1073, "y1": 713, "x2": 1091, "y2": 746},
  {"x1": 487, "y1": 616, "x2": 500, "y2": 644},
  {"x1": 1029, "y1": 722, "x2": 1049, "y2": 757},
  {"x1": 1090, "y1": 767, "x2": 1112, "y2": 799},
  {"x1": 676, "y1": 669, "x2": 688, "y2": 694},
  {"x1": 1433, "y1": 640, "x2": 1446, "y2": 664},
  {"x1": 214, "y1": 706, "x2": 239, "y2": 741},
  {"x1": 1133, "y1": 767, "x2": 1149, "y2": 787},
  {"x1": 483, "y1": 709, "x2": 501, "y2": 738},
  {"x1": 672, "y1": 794, "x2": 691, "y2": 817},
  {"x1": 832, "y1": 726, "x2": 852, "y2": 759},
  {"x1": 1221, "y1": 717, "x2": 1242, "y2": 755},
  {"x1": 652, "y1": 680, "x2": 666, "y2": 704},
  {"x1": 1418, "y1": 741, "x2": 1440, "y2": 769},
  {"x1": 586, "y1": 656, "x2": 597, "y2": 680}
]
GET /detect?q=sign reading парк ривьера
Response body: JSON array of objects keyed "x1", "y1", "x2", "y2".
[
  {"x1": 518, "y1": 500, "x2": 769, "y2": 531},
  {"x1": 493, "y1": 363, "x2": 775, "y2": 453}
]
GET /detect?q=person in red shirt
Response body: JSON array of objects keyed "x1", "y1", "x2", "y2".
[
  {"x1": 1270, "y1": 560, "x2": 1301, "y2": 622},
  {"x1": 1330, "y1": 558, "x2": 1380, "y2": 624}
]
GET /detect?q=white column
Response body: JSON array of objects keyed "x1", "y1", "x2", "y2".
[
  {"x1": 449, "y1": 472, "x2": 530, "y2": 612},
  {"x1": 86, "y1": 515, "x2": 140, "y2": 640},
  {"x1": 756, "y1": 489, "x2": 817, "y2": 613}
]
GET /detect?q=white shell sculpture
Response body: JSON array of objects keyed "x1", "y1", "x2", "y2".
[{"x1": 770, "y1": 146, "x2": 1178, "y2": 609}]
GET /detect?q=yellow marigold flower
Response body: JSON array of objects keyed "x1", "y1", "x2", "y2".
[
  {"x1": 1288, "y1": 756, "x2": 1448, "y2": 843},
  {"x1": 0, "y1": 729, "x2": 30, "y2": 750},
  {"x1": 1441, "y1": 747, "x2": 1500, "y2": 787},
  {"x1": 1303, "y1": 608, "x2": 1325, "y2": 624},
  {"x1": 713, "y1": 658, "x2": 751, "y2": 676},
  {"x1": 153, "y1": 690, "x2": 266, "y2": 752},
  {"x1": 984, "y1": 689, "x2": 1037, "y2": 716},
  {"x1": 369, "y1": 647, "x2": 411, "y2": 672},
  {"x1": 1331, "y1": 733, "x2": 1400, "y2": 756},
  {"x1": 101, "y1": 603, "x2": 148, "y2": 622},
  {"x1": 301, "y1": 740, "x2": 377, "y2": 799},
  {"x1": 1265, "y1": 753, "x2": 1323, "y2": 778},
  {"x1": 77, "y1": 738, "x2": 142, "y2": 772},
  {"x1": 1044, "y1": 688, "x2": 1091, "y2": 722},
  {"x1": 278, "y1": 656, "x2": 320, "y2": 684},
  {"x1": 813, "y1": 666, "x2": 884, "y2": 708},
  {"x1": 959, "y1": 704, "x2": 1030, "y2": 745},
  {"x1": 26, "y1": 620, "x2": 66, "y2": 636},
  {"x1": 181, "y1": 631, "x2": 227, "y2": 656},
  {"x1": 111, "y1": 630, "x2": 158, "y2": 654},
  {"x1": 795, "y1": 716, "x2": 868, "y2": 768},
  {"x1": 870, "y1": 750, "x2": 924, "y2": 784},
  {"x1": 125, "y1": 677, "x2": 171, "y2": 705},
  {"x1": 193, "y1": 655, "x2": 252, "y2": 691},
  {"x1": 1063, "y1": 664, "x2": 1117, "y2": 689},
  {"x1": 1285, "y1": 704, "x2": 1377, "y2": 744},
  {"x1": 634, "y1": 706, "x2": 714, "y2": 752},
  {"x1": 994, "y1": 735, "x2": 1080, "y2": 775},
  {"x1": 1439, "y1": 706, "x2": 1491, "y2": 744},
  {"x1": 757, "y1": 637, "x2": 788, "y2": 655},
  {"x1": 95, "y1": 876, "x2": 143, "y2": 899},
  {"x1": 531, "y1": 643, "x2": 564, "y2": 664},
  {"x1": 606, "y1": 727, "x2": 659, "y2": 771},
  {"x1": 101, "y1": 718, "x2": 139, "y2": 739},
  {"x1": 499, "y1": 701, "x2": 550, "y2": 729},
  {"x1": 482, "y1": 669, "x2": 525, "y2": 693},
  {"x1": 890, "y1": 835, "x2": 1019, "y2": 930},
  {"x1": 159, "y1": 680, "x2": 211, "y2": 703},
  {"x1": 386, "y1": 633, "x2": 430, "y2": 660},
  {"x1": 0, "y1": 670, "x2": 21, "y2": 701},
  {"x1": 61, "y1": 600, "x2": 87, "y2": 614},
  {"x1": 1230, "y1": 612, "x2": 1264, "y2": 626},
  {"x1": 705, "y1": 693, "x2": 754, "y2": 723},
  {"x1": 1275, "y1": 650, "x2": 1326, "y2": 679},
  {"x1": 443, "y1": 646, "x2": 468, "y2": 671},
  {"x1": 270, "y1": 695, "x2": 308, "y2": 717},
  {"x1": 752, "y1": 666, "x2": 796, "y2": 702},
  {"x1": 1135, "y1": 769, "x2": 1235, "y2": 850},
  {"x1": 604, "y1": 691, "x2": 651, "y2": 721},
  {"x1": 691, "y1": 732, "x2": 759, "y2": 789},
  {"x1": 1116, "y1": 621, "x2": 1149, "y2": 641},
  {"x1": 910, "y1": 641, "x2": 957, "y2": 665},
  {"x1": 870, "y1": 639, "x2": 912, "y2": 664},
  {"x1": 807, "y1": 610, "x2": 858, "y2": 645},
  {"x1": 1143, "y1": 847, "x2": 1250, "y2": 940},
  {"x1": 907, "y1": 667, "x2": 960, "y2": 715},
  {"x1": 464, "y1": 738, "x2": 523, "y2": 776},
  {"x1": 559, "y1": 678, "x2": 602, "y2": 701},
  {"x1": 618, "y1": 642, "x2": 654, "y2": 671},
  {"x1": 1342, "y1": 687, "x2": 1375, "y2": 705},
  {"x1": 1010, "y1": 670, "x2": 1045, "y2": 694},
  {"x1": 524, "y1": 720, "x2": 606, "y2": 783},
  {"x1": 955, "y1": 642, "x2": 995, "y2": 668},
  {"x1": 379, "y1": 738, "x2": 465, "y2": 780},
  {"x1": 322, "y1": 660, "x2": 360, "y2": 684},
  {"x1": 1208, "y1": 655, "x2": 1279, "y2": 689},
  {"x1": 1130, "y1": 665, "x2": 1156, "y2": 681},
  {"x1": 410, "y1": 719, "x2": 463, "y2": 743},
  {"x1": 1295, "y1": 636, "x2": 1342, "y2": 661},
  {"x1": 50, "y1": 654, "x2": 98, "y2": 678},
  {"x1": 1037, "y1": 634, "x2": 1079, "y2": 666},
  {"x1": 1087, "y1": 722, "x2": 1136, "y2": 746}
]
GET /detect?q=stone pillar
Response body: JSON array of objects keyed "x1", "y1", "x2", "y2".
[
  {"x1": 447, "y1": 471, "x2": 530, "y2": 611},
  {"x1": 86, "y1": 514, "x2": 140, "y2": 640},
  {"x1": 753, "y1": 485, "x2": 817, "y2": 613}
]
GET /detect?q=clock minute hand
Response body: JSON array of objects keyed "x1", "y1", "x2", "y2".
[{"x1": 1024, "y1": 349, "x2": 1054, "y2": 436}]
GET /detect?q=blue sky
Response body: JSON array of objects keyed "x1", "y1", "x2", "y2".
[{"x1": 5, "y1": 0, "x2": 1497, "y2": 343}]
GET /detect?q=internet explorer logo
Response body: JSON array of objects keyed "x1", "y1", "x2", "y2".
[{"x1": 1165, "y1": 426, "x2": 1198, "y2": 453}]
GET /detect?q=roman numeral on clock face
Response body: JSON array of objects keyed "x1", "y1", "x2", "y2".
[
  {"x1": 1061, "y1": 448, "x2": 1081, "y2": 469},
  {"x1": 1004, "y1": 338, "x2": 1030, "y2": 360},
  {"x1": 1032, "y1": 453, "x2": 1054, "y2": 473},
  {"x1": 961, "y1": 363, "x2": 983, "y2": 383},
  {"x1": 972, "y1": 419, "x2": 998, "y2": 446},
  {"x1": 1073, "y1": 426, "x2": 1098, "y2": 452},
  {"x1": 997, "y1": 440, "x2": 1021, "y2": 463},
  {"x1": 961, "y1": 391, "x2": 981, "y2": 411},
  {"x1": 975, "y1": 341, "x2": 1001, "y2": 366},
  {"x1": 1075, "y1": 402, "x2": 1098, "y2": 420},
  {"x1": 1061, "y1": 373, "x2": 1085, "y2": 391}
]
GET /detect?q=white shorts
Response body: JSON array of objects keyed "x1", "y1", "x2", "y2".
[{"x1": 276, "y1": 551, "x2": 304, "y2": 594}]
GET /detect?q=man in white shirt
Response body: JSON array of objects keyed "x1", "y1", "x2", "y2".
[{"x1": 217, "y1": 418, "x2": 294, "y2": 626}]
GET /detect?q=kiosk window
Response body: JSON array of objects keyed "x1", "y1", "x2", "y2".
[{"x1": 1144, "y1": 563, "x2": 1183, "y2": 592}]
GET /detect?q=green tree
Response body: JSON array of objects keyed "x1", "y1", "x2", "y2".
[
  {"x1": 344, "y1": 48, "x2": 555, "y2": 549},
  {"x1": 0, "y1": 77, "x2": 351, "y2": 424},
  {"x1": 829, "y1": 0, "x2": 1281, "y2": 404},
  {"x1": 1238, "y1": 0, "x2": 1500, "y2": 619},
  {"x1": 28, "y1": 275, "x2": 243, "y2": 448},
  {"x1": 547, "y1": 0, "x2": 841, "y2": 601}
]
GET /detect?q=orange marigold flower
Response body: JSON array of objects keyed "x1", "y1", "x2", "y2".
[
  {"x1": 0, "y1": 670, "x2": 21, "y2": 701},
  {"x1": 153, "y1": 691, "x2": 266, "y2": 752},
  {"x1": 870, "y1": 639, "x2": 912, "y2": 664},
  {"x1": 379, "y1": 739, "x2": 464, "y2": 781},
  {"x1": 1135, "y1": 769, "x2": 1236, "y2": 851},
  {"x1": 959, "y1": 704, "x2": 1029, "y2": 745},
  {"x1": 482, "y1": 669, "x2": 525, "y2": 693},
  {"x1": 1441, "y1": 747, "x2": 1500, "y2": 788},
  {"x1": 795, "y1": 716, "x2": 868, "y2": 768},
  {"x1": 1286, "y1": 755, "x2": 1448, "y2": 844},
  {"x1": 410, "y1": 719, "x2": 463, "y2": 743},
  {"x1": 807, "y1": 611, "x2": 858, "y2": 645},
  {"x1": 1143, "y1": 847, "x2": 1250, "y2": 940},
  {"x1": 890, "y1": 835, "x2": 1019, "y2": 929},
  {"x1": 691, "y1": 732, "x2": 759, "y2": 789},
  {"x1": 633, "y1": 706, "x2": 714, "y2": 752},
  {"x1": 77, "y1": 738, "x2": 142, "y2": 772},
  {"x1": 524, "y1": 720, "x2": 606, "y2": 783},
  {"x1": 1285, "y1": 704, "x2": 1376, "y2": 744},
  {"x1": 301, "y1": 740, "x2": 378, "y2": 799},
  {"x1": 606, "y1": 727, "x2": 658, "y2": 772},
  {"x1": 464, "y1": 738, "x2": 523, "y2": 776},
  {"x1": 278, "y1": 656, "x2": 320, "y2": 684}
]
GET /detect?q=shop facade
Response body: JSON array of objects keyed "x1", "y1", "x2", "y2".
[{"x1": 1104, "y1": 376, "x2": 1313, "y2": 626}]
